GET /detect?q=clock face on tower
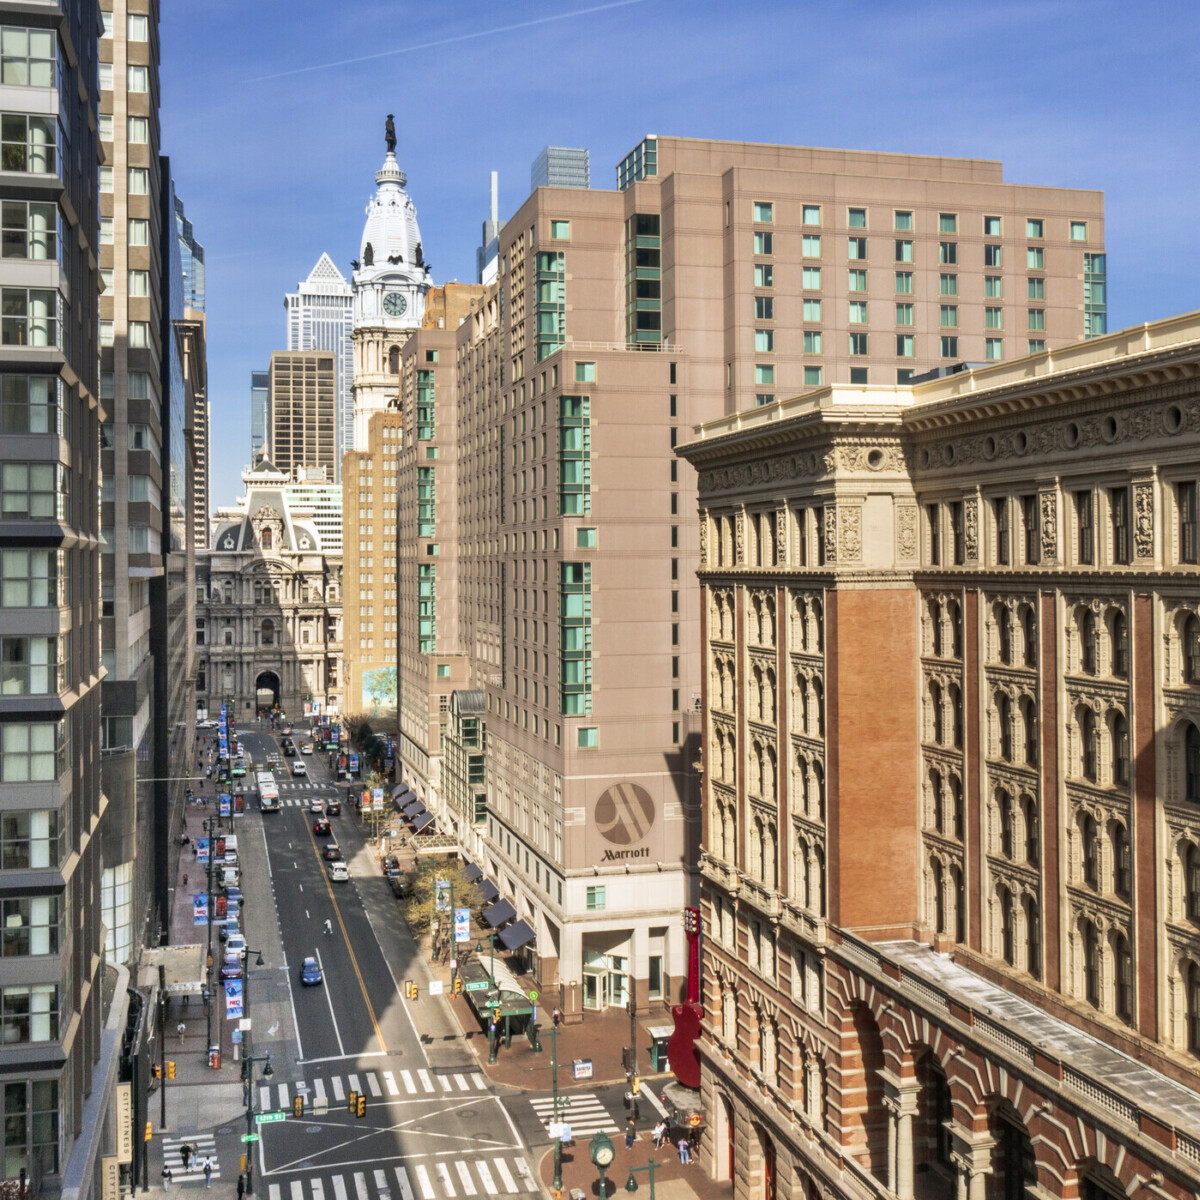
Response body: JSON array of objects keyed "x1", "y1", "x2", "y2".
[{"x1": 383, "y1": 291, "x2": 407, "y2": 317}]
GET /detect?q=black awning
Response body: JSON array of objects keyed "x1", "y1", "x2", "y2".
[
  {"x1": 391, "y1": 783, "x2": 411, "y2": 799},
  {"x1": 479, "y1": 880, "x2": 499, "y2": 902},
  {"x1": 483, "y1": 898, "x2": 516, "y2": 928},
  {"x1": 499, "y1": 919, "x2": 535, "y2": 951},
  {"x1": 463, "y1": 864, "x2": 483, "y2": 882},
  {"x1": 412, "y1": 812, "x2": 435, "y2": 833},
  {"x1": 404, "y1": 800, "x2": 426, "y2": 817}
]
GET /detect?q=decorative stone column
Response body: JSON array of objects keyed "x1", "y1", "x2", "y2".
[
  {"x1": 884, "y1": 1080, "x2": 919, "y2": 1200},
  {"x1": 950, "y1": 1135, "x2": 994, "y2": 1200}
]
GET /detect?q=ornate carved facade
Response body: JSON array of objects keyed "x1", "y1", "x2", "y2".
[
  {"x1": 196, "y1": 460, "x2": 342, "y2": 719},
  {"x1": 677, "y1": 315, "x2": 1200, "y2": 1200}
]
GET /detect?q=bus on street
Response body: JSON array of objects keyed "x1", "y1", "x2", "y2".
[{"x1": 257, "y1": 771, "x2": 280, "y2": 812}]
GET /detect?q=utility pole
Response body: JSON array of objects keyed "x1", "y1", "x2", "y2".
[{"x1": 546, "y1": 1026, "x2": 569, "y2": 1193}]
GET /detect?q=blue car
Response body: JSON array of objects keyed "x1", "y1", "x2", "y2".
[{"x1": 300, "y1": 957, "x2": 323, "y2": 986}]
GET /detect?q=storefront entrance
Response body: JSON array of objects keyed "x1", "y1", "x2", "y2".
[{"x1": 582, "y1": 953, "x2": 628, "y2": 1010}]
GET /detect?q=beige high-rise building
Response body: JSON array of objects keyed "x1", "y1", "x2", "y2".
[
  {"x1": 268, "y1": 349, "x2": 336, "y2": 479},
  {"x1": 388, "y1": 135, "x2": 1106, "y2": 1020}
]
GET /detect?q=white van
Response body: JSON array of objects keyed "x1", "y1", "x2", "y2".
[
  {"x1": 220, "y1": 864, "x2": 240, "y2": 889},
  {"x1": 222, "y1": 835, "x2": 239, "y2": 866}
]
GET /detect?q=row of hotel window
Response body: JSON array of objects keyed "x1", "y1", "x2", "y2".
[
  {"x1": 755, "y1": 292, "x2": 1050, "y2": 319},
  {"x1": 752, "y1": 231, "x2": 1082, "y2": 271},
  {"x1": 747, "y1": 202, "x2": 1089, "y2": 242}
]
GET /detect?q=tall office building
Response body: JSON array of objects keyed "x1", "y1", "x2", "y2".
[
  {"x1": 0, "y1": 0, "x2": 112, "y2": 1190},
  {"x1": 268, "y1": 350, "x2": 337, "y2": 479},
  {"x1": 476, "y1": 170, "x2": 503, "y2": 285},
  {"x1": 184, "y1": 311, "x2": 210, "y2": 550},
  {"x1": 285, "y1": 253, "x2": 353, "y2": 478},
  {"x1": 250, "y1": 367, "x2": 269, "y2": 464},
  {"x1": 678, "y1": 312, "x2": 1200, "y2": 1200},
  {"x1": 531, "y1": 145, "x2": 590, "y2": 190},
  {"x1": 388, "y1": 136, "x2": 1105, "y2": 1021},
  {"x1": 174, "y1": 192, "x2": 204, "y2": 312}
]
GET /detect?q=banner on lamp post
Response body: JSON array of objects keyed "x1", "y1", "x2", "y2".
[
  {"x1": 224, "y1": 979, "x2": 244, "y2": 1019},
  {"x1": 193, "y1": 894, "x2": 208, "y2": 925}
]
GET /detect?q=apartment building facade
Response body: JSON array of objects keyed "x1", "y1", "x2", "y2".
[
  {"x1": 268, "y1": 349, "x2": 336, "y2": 479},
  {"x1": 0, "y1": 0, "x2": 114, "y2": 1188},
  {"x1": 677, "y1": 313, "x2": 1200, "y2": 1200},
  {"x1": 386, "y1": 137, "x2": 1107, "y2": 1017}
]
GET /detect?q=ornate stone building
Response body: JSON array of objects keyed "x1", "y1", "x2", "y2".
[
  {"x1": 196, "y1": 460, "x2": 342, "y2": 719},
  {"x1": 677, "y1": 312, "x2": 1200, "y2": 1200}
]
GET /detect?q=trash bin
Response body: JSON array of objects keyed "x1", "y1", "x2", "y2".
[{"x1": 208, "y1": 1045, "x2": 220, "y2": 1070}]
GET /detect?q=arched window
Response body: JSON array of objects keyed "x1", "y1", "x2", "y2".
[
  {"x1": 999, "y1": 885, "x2": 1015, "y2": 965},
  {"x1": 1080, "y1": 812, "x2": 1099, "y2": 889},
  {"x1": 813, "y1": 599, "x2": 824, "y2": 652},
  {"x1": 1112, "y1": 932, "x2": 1133, "y2": 1024},
  {"x1": 1111, "y1": 712, "x2": 1130, "y2": 786},
  {"x1": 1188, "y1": 961, "x2": 1200, "y2": 1056},
  {"x1": 1023, "y1": 894, "x2": 1040, "y2": 979},
  {"x1": 388, "y1": 345, "x2": 400, "y2": 374},
  {"x1": 1187, "y1": 723, "x2": 1200, "y2": 802},
  {"x1": 998, "y1": 790, "x2": 1014, "y2": 858},
  {"x1": 931, "y1": 859, "x2": 946, "y2": 933},
  {"x1": 813, "y1": 678, "x2": 824, "y2": 738},
  {"x1": 1080, "y1": 708, "x2": 1098, "y2": 781},
  {"x1": 1185, "y1": 614, "x2": 1200, "y2": 683},
  {"x1": 1186, "y1": 843, "x2": 1200, "y2": 922},
  {"x1": 928, "y1": 769, "x2": 943, "y2": 832},
  {"x1": 929, "y1": 681, "x2": 944, "y2": 744},
  {"x1": 1112, "y1": 820, "x2": 1131, "y2": 899},
  {"x1": 949, "y1": 684, "x2": 964, "y2": 750},
  {"x1": 952, "y1": 867, "x2": 965, "y2": 942},
  {"x1": 1021, "y1": 795, "x2": 1039, "y2": 863},
  {"x1": 950, "y1": 776, "x2": 964, "y2": 840},
  {"x1": 261, "y1": 618, "x2": 275, "y2": 647},
  {"x1": 223, "y1": 582, "x2": 233, "y2": 604},
  {"x1": 997, "y1": 693, "x2": 1013, "y2": 761},
  {"x1": 1082, "y1": 919, "x2": 1101, "y2": 1008},
  {"x1": 1110, "y1": 610, "x2": 1128, "y2": 678},
  {"x1": 929, "y1": 598, "x2": 943, "y2": 657},
  {"x1": 997, "y1": 605, "x2": 1012, "y2": 665},
  {"x1": 1021, "y1": 697, "x2": 1038, "y2": 766},
  {"x1": 1080, "y1": 609, "x2": 1097, "y2": 674},
  {"x1": 1021, "y1": 605, "x2": 1038, "y2": 667},
  {"x1": 254, "y1": 581, "x2": 263, "y2": 604},
  {"x1": 949, "y1": 600, "x2": 963, "y2": 659},
  {"x1": 261, "y1": 526, "x2": 273, "y2": 550}
]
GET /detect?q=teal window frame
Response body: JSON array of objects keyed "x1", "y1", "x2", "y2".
[
  {"x1": 416, "y1": 369, "x2": 435, "y2": 439},
  {"x1": 625, "y1": 213, "x2": 661, "y2": 345},
  {"x1": 560, "y1": 561, "x2": 592, "y2": 715},
  {"x1": 558, "y1": 395, "x2": 591, "y2": 515}
]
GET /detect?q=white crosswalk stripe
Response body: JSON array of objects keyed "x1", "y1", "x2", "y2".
[
  {"x1": 438, "y1": 1074, "x2": 452, "y2": 1092},
  {"x1": 366, "y1": 1071, "x2": 382, "y2": 1097},
  {"x1": 348, "y1": 1073, "x2": 362, "y2": 1095},
  {"x1": 160, "y1": 1134, "x2": 221, "y2": 1183},
  {"x1": 383, "y1": 1070, "x2": 399, "y2": 1096},
  {"x1": 274, "y1": 1069, "x2": 488, "y2": 1110},
  {"x1": 417, "y1": 1069, "x2": 433, "y2": 1092},
  {"x1": 401, "y1": 1069, "x2": 416, "y2": 1093},
  {"x1": 332, "y1": 1076, "x2": 345, "y2": 1101},
  {"x1": 528, "y1": 1092, "x2": 619, "y2": 1136},
  {"x1": 249, "y1": 1156, "x2": 537, "y2": 1200},
  {"x1": 313, "y1": 1078, "x2": 326, "y2": 1102}
]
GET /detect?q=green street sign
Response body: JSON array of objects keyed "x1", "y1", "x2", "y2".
[
  {"x1": 241, "y1": 1133, "x2": 260, "y2": 1143},
  {"x1": 255, "y1": 1112, "x2": 286, "y2": 1124},
  {"x1": 528, "y1": 990, "x2": 538, "y2": 1002},
  {"x1": 464, "y1": 980, "x2": 489, "y2": 992}
]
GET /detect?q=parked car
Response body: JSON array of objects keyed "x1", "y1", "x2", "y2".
[
  {"x1": 218, "y1": 919, "x2": 239, "y2": 943},
  {"x1": 219, "y1": 952, "x2": 243, "y2": 981},
  {"x1": 313, "y1": 818, "x2": 331, "y2": 835},
  {"x1": 300, "y1": 957, "x2": 322, "y2": 986},
  {"x1": 388, "y1": 874, "x2": 410, "y2": 899},
  {"x1": 226, "y1": 932, "x2": 247, "y2": 960},
  {"x1": 326, "y1": 798, "x2": 342, "y2": 816},
  {"x1": 323, "y1": 843, "x2": 343, "y2": 862},
  {"x1": 329, "y1": 861, "x2": 349, "y2": 882},
  {"x1": 381, "y1": 855, "x2": 400, "y2": 875}
]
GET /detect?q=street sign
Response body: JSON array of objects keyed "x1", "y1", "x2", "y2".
[
  {"x1": 239, "y1": 1018, "x2": 252, "y2": 1031},
  {"x1": 528, "y1": 990, "x2": 539, "y2": 1002},
  {"x1": 255, "y1": 1112, "x2": 286, "y2": 1125},
  {"x1": 465, "y1": 980, "x2": 489, "y2": 992},
  {"x1": 241, "y1": 1133, "x2": 260, "y2": 1143},
  {"x1": 429, "y1": 980, "x2": 444, "y2": 996}
]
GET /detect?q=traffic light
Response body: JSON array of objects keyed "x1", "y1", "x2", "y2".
[
  {"x1": 152, "y1": 1065, "x2": 161, "y2": 1080},
  {"x1": 167, "y1": 1061, "x2": 176, "y2": 1080},
  {"x1": 356, "y1": 1094, "x2": 366, "y2": 1119},
  {"x1": 144, "y1": 1121, "x2": 153, "y2": 1143},
  {"x1": 293, "y1": 1095, "x2": 304, "y2": 1118},
  {"x1": 405, "y1": 980, "x2": 419, "y2": 999},
  {"x1": 347, "y1": 1090, "x2": 358, "y2": 1115},
  {"x1": 632, "y1": 1076, "x2": 641, "y2": 1095},
  {"x1": 454, "y1": 976, "x2": 463, "y2": 995}
]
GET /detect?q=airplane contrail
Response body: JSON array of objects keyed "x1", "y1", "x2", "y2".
[{"x1": 250, "y1": 0, "x2": 652, "y2": 83}]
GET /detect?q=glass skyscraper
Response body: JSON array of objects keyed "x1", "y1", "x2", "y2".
[
  {"x1": 285, "y1": 253, "x2": 354, "y2": 479},
  {"x1": 175, "y1": 193, "x2": 205, "y2": 312},
  {"x1": 250, "y1": 369, "x2": 269, "y2": 463}
]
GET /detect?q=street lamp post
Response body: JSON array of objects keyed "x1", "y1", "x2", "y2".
[
  {"x1": 590, "y1": 1131, "x2": 615, "y2": 1199},
  {"x1": 623, "y1": 1156, "x2": 661, "y2": 1199},
  {"x1": 241, "y1": 1054, "x2": 273, "y2": 1196},
  {"x1": 241, "y1": 947, "x2": 265, "y2": 1061},
  {"x1": 203, "y1": 817, "x2": 218, "y2": 1051},
  {"x1": 545, "y1": 1026, "x2": 571, "y2": 1193},
  {"x1": 475, "y1": 934, "x2": 500, "y2": 1064}
]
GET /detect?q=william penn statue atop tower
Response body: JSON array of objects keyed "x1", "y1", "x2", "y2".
[{"x1": 385, "y1": 113, "x2": 396, "y2": 155}]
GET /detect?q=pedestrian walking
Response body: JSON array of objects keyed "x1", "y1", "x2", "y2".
[
  {"x1": 161, "y1": 1164, "x2": 172, "y2": 1190},
  {"x1": 652, "y1": 1120, "x2": 667, "y2": 1149},
  {"x1": 176, "y1": 1021, "x2": 186, "y2": 1043},
  {"x1": 551, "y1": 1007, "x2": 561, "y2": 1027},
  {"x1": 179, "y1": 1142, "x2": 191, "y2": 1170},
  {"x1": 237, "y1": 1173, "x2": 246, "y2": 1199},
  {"x1": 625, "y1": 1116, "x2": 636, "y2": 1149},
  {"x1": 203, "y1": 1157, "x2": 213, "y2": 1188},
  {"x1": 678, "y1": 1136, "x2": 691, "y2": 1165}
]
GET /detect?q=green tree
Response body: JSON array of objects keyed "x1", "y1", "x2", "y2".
[{"x1": 401, "y1": 860, "x2": 484, "y2": 941}]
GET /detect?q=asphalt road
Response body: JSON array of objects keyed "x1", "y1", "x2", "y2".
[{"x1": 226, "y1": 723, "x2": 535, "y2": 1199}]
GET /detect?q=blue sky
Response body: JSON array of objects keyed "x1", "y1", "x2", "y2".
[{"x1": 161, "y1": 0, "x2": 1200, "y2": 512}]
